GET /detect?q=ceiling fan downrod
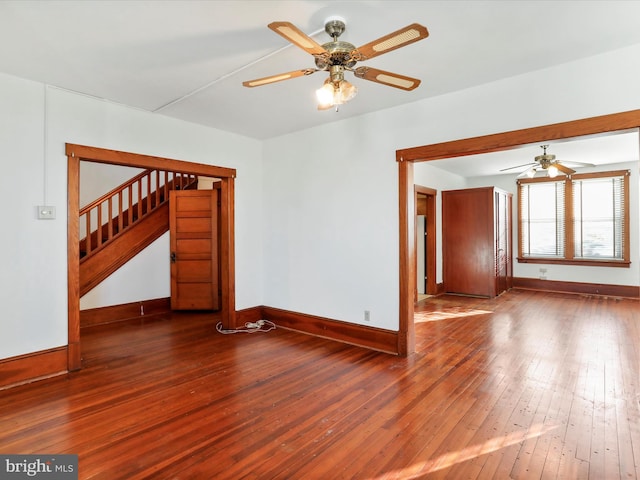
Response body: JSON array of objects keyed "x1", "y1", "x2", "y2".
[{"x1": 535, "y1": 144, "x2": 556, "y2": 167}]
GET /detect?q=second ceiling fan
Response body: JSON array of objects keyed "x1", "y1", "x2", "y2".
[
  {"x1": 243, "y1": 18, "x2": 429, "y2": 110},
  {"x1": 501, "y1": 145, "x2": 595, "y2": 178}
]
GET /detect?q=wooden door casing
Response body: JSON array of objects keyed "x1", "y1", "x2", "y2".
[{"x1": 414, "y1": 186, "x2": 437, "y2": 298}]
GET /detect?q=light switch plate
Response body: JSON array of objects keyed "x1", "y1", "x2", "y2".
[{"x1": 37, "y1": 206, "x2": 56, "y2": 220}]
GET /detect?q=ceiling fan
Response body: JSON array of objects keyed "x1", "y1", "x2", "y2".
[
  {"x1": 242, "y1": 17, "x2": 429, "y2": 110},
  {"x1": 500, "y1": 145, "x2": 594, "y2": 178}
]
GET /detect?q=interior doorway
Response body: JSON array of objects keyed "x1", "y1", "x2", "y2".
[
  {"x1": 66, "y1": 144, "x2": 237, "y2": 372},
  {"x1": 415, "y1": 185, "x2": 437, "y2": 301},
  {"x1": 396, "y1": 109, "x2": 640, "y2": 356}
]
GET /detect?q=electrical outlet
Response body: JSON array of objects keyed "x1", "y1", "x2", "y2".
[
  {"x1": 364, "y1": 310, "x2": 370, "y2": 322},
  {"x1": 37, "y1": 205, "x2": 56, "y2": 220}
]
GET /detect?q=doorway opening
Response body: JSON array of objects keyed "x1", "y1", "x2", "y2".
[
  {"x1": 396, "y1": 109, "x2": 640, "y2": 356},
  {"x1": 415, "y1": 185, "x2": 436, "y2": 301},
  {"x1": 66, "y1": 144, "x2": 237, "y2": 372}
]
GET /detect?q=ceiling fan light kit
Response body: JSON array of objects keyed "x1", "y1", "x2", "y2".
[
  {"x1": 316, "y1": 72, "x2": 357, "y2": 110},
  {"x1": 243, "y1": 17, "x2": 429, "y2": 111}
]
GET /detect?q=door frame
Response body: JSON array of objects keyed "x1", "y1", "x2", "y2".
[
  {"x1": 414, "y1": 185, "x2": 436, "y2": 300},
  {"x1": 66, "y1": 144, "x2": 237, "y2": 371},
  {"x1": 396, "y1": 109, "x2": 640, "y2": 356}
]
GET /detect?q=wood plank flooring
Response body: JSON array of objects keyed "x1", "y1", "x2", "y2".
[{"x1": 1, "y1": 289, "x2": 639, "y2": 479}]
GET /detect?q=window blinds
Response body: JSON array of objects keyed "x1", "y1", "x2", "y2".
[
  {"x1": 572, "y1": 175, "x2": 625, "y2": 260},
  {"x1": 520, "y1": 180, "x2": 565, "y2": 257}
]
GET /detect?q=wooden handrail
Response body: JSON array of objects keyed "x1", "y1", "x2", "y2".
[
  {"x1": 80, "y1": 169, "x2": 197, "y2": 260},
  {"x1": 80, "y1": 168, "x2": 154, "y2": 216}
]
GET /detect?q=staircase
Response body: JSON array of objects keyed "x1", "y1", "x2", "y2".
[{"x1": 79, "y1": 168, "x2": 198, "y2": 296}]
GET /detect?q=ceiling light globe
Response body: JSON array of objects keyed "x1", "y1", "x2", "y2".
[
  {"x1": 335, "y1": 80, "x2": 357, "y2": 104},
  {"x1": 316, "y1": 83, "x2": 335, "y2": 108},
  {"x1": 547, "y1": 165, "x2": 559, "y2": 178}
]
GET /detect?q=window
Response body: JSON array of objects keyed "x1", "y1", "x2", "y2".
[
  {"x1": 520, "y1": 179, "x2": 565, "y2": 258},
  {"x1": 518, "y1": 170, "x2": 630, "y2": 267}
]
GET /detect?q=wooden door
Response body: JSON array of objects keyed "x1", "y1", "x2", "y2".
[
  {"x1": 495, "y1": 190, "x2": 512, "y2": 295},
  {"x1": 442, "y1": 187, "x2": 494, "y2": 297},
  {"x1": 170, "y1": 190, "x2": 219, "y2": 310}
]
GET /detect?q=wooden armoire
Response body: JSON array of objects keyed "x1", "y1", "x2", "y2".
[{"x1": 442, "y1": 186, "x2": 512, "y2": 297}]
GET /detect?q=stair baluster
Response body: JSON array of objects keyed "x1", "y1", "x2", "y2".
[{"x1": 79, "y1": 169, "x2": 197, "y2": 261}]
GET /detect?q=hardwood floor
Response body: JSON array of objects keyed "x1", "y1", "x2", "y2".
[{"x1": 1, "y1": 289, "x2": 639, "y2": 479}]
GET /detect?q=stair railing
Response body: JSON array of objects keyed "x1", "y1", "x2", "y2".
[{"x1": 80, "y1": 169, "x2": 197, "y2": 259}]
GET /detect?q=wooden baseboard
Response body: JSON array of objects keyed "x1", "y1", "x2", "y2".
[
  {"x1": 0, "y1": 347, "x2": 68, "y2": 390},
  {"x1": 513, "y1": 277, "x2": 640, "y2": 299},
  {"x1": 235, "y1": 306, "x2": 263, "y2": 326},
  {"x1": 81, "y1": 297, "x2": 171, "y2": 328},
  {"x1": 261, "y1": 306, "x2": 398, "y2": 355}
]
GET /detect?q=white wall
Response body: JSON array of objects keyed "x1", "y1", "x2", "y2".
[
  {"x1": 0, "y1": 74, "x2": 263, "y2": 360},
  {"x1": 0, "y1": 76, "x2": 69, "y2": 359},
  {"x1": 80, "y1": 162, "x2": 144, "y2": 209},
  {"x1": 262, "y1": 115, "x2": 400, "y2": 329},
  {"x1": 80, "y1": 235, "x2": 170, "y2": 309},
  {"x1": 262, "y1": 44, "x2": 640, "y2": 331}
]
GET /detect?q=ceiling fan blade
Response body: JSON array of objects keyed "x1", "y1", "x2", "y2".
[
  {"x1": 353, "y1": 23, "x2": 429, "y2": 61},
  {"x1": 561, "y1": 160, "x2": 596, "y2": 167},
  {"x1": 242, "y1": 68, "x2": 316, "y2": 88},
  {"x1": 499, "y1": 162, "x2": 537, "y2": 172},
  {"x1": 354, "y1": 66, "x2": 421, "y2": 91},
  {"x1": 517, "y1": 167, "x2": 538, "y2": 178},
  {"x1": 554, "y1": 163, "x2": 576, "y2": 174},
  {"x1": 268, "y1": 22, "x2": 327, "y2": 56}
]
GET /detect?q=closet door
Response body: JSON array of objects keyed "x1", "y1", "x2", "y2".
[{"x1": 443, "y1": 188, "x2": 494, "y2": 297}]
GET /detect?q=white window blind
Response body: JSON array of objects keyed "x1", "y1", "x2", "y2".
[
  {"x1": 572, "y1": 175, "x2": 625, "y2": 260},
  {"x1": 520, "y1": 180, "x2": 565, "y2": 258}
]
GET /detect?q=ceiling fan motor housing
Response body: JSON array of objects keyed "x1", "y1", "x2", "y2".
[
  {"x1": 535, "y1": 153, "x2": 556, "y2": 169},
  {"x1": 315, "y1": 42, "x2": 357, "y2": 70},
  {"x1": 315, "y1": 19, "x2": 357, "y2": 71}
]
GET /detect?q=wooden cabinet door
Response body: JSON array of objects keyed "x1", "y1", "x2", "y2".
[
  {"x1": 443, "y1": 188, "x2": 494, "y2": 297},
  {"x1": 170, "y1": 190, "x2": 219, "y2": 310},
  {"x1": 443, "y1": 187, "x2": 512, "y2": 298}
]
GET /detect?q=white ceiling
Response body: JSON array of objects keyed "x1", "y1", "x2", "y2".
[{"x1": 1, "y1": 1, "x2": 639, "y2": 175}]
